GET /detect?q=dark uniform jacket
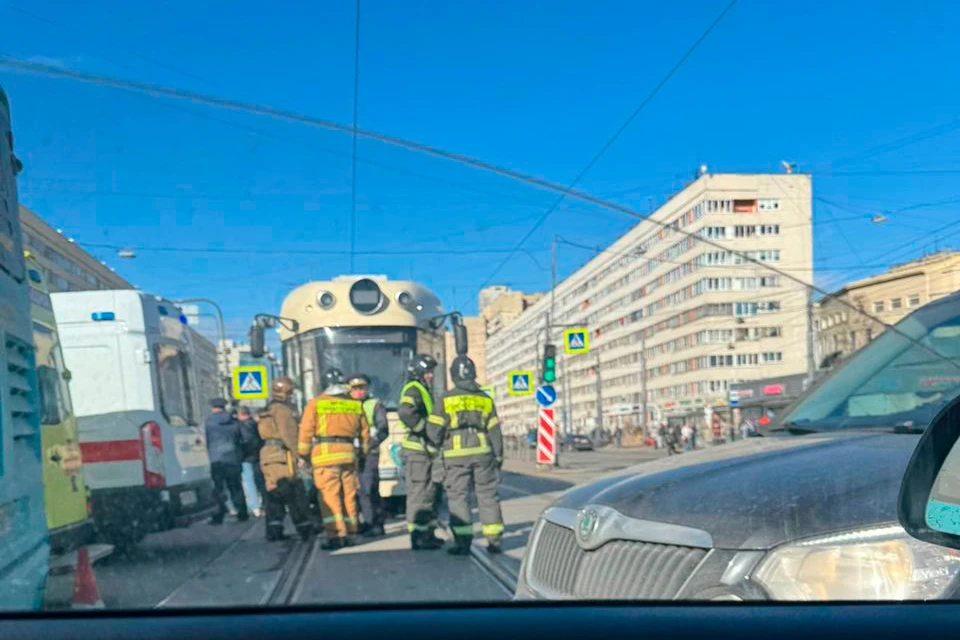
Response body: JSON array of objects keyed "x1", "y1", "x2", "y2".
[
  {"x1": 426, "y1": 382, "x2": 502, "y2": 462},
  {"x1": 398, "y1": 379, "x2": 435, "y2": 453},
  {"x1": 204, "y1": 411, "x2": 244, "y2": 466}
]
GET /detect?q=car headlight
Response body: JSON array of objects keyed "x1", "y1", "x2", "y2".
[{"x1": 754, "y1": 524, "x2": 960, "y2": 600}]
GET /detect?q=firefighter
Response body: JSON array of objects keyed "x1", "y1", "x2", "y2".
[
  {"x1": 426, "y1": 356, "x2": 504, "y2": 555},
  {"x1": 298, "y1": 368, "x2": 370, "y2": 550},
  {"x1": 398, "y1": 354, "x2": 443, "y2": 550},
  {"x1": 257, "y1": 377, "x2": 313, "y2": 541},
  {"x1": 347, "y1": 374, "x2": 389, "y2": 537}
]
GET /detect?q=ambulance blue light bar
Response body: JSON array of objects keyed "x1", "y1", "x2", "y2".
[{"x1": 91, "y1": 312, "x2": 116, "y2": 321}]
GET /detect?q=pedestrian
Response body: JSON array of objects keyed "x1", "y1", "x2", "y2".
[
  {"x1": 427, "y1": 356, "x2": 504, "y2": 555},
  {"x1": 204, "y1": 398, "x2": 249, "y2": 524},
  {"x1": 298, "y1": 368, "x2": 370, "y2": 550},
  {"x1": 740, "y1": 418, "x2": 756, "y2": 439},
  {"x1": 257, "y1": 377, "x2": 313, "y2": 542},
  {"x1": 236, "y1": 405, "x2": 265, "y2": 518},
  {"x1": 347, "y1": 373, "x2": 388, "y2": 538},
  {"x1": 655, "y1": 423, "x2": 665, "y2": 450},
  {"x1": 398, "y1": 354, "x2": 444, "y2": 550},
  {"x1": 681, "y1": 423, "x2": 693, "y2": 451},
  {"x1": 614, "y1": 426, "x2": 623, "y2": 449}
]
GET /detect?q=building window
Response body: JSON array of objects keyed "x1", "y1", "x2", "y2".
[
  {"x1": 866, "y1": 328, "x2": 874, "y2": 342},
  {"x1": 762, "y1": 351, "x2": 783, "y2": 363},
  {"x1": 874, "y1": 301, "x2": 885, "y2": 313},
  {"x1": 891, "y1": 298, "x2": 902, "y2": 310},
  {"x1": 849, "y1": 331, "x2": 857, "y2": 350},
  {"x1": 909, "y1": 295, "x2": 921, "y2": 307}
]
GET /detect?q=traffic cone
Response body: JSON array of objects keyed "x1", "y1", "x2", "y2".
[{"x1": 71, "y1": 546, "x2": 105, "y2": 609}]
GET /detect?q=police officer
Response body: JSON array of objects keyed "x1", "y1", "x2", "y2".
[
  {"x1": 257, "y1": 377, "x2": 313, "y2": 541},
  {"x1": 427, "y1": 356, "x2": 504, "y2": 555},
  {"x1": 298, "y1": 368, "x2": 370, "y2": 550},
  {"x1": 347, "y1": 374, "x2": 389, "y2": 537},
  {"x1": 398, "y1": 354, "x2": 443, "y2": 550}
]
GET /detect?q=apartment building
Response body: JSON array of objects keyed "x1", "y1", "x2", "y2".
[
  {"x1": 20, "y1": 205, "x2": 132, "y2": 293},
  {"x1": 480, "y1": 286, "x2": 544, "y2": 336},
  {"x1": 484, "y1": 173, "x2": 813, "y2": 435},
  {"x1": 815, "y1": 250, "x2": 960, "y2": 365}
]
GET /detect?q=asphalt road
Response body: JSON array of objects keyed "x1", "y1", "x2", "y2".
[{"x1": 43, "y1": 446, "x2": 664, "y2": 610}]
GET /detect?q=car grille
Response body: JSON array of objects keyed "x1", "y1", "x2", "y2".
[{"x1": 528, "y1": 521, "x2": 708, "y2": 599}]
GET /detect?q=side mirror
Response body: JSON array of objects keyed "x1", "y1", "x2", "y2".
[
  {"x1": 454, "y1": 323, "x2": 468, "y2": 357},
  {"x1": 898, "y1": 392, "x2": 960, "y2": 549},
  {"x1": 249, "y1": 323, "x2": 265, "y2": 358}
]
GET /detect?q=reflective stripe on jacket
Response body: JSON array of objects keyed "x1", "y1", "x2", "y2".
[
  {"x1": 398, "y1": 380, "x2": 435, "y2": 453},
  {"x1": 298, "y1": 393, "x2": 370, "y2": 467},
  {"x1": 426, "y1": 387, "x2": 502, "y2": 460}
]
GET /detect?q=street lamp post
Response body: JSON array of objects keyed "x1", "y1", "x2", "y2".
[{"x1": 175, "y1": 297, "x2": 230, "y2": 400}]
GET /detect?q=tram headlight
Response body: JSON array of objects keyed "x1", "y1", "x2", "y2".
[
  {"x1": 396, "y1": 290, "x2": 415, "y2": 309},
  {"x1": 317, "y1": 290, "x2": 336, "y2": 309},
  {"x1": 349, "y1": 278, "x2": 385, "y2": 315}
]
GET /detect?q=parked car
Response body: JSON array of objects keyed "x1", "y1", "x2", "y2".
[
  {"x1": 516, "y1": 291, "x2": 960, "y2": 601},
  {"x1": 568, "y1": 434, "x2": 594, "y2": 451}
]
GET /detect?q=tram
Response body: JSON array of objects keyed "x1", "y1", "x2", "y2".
[{"x1": 251, "y1": 276, "x2": 449, "y2": 503}]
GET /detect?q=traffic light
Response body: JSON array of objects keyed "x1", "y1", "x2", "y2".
[{"x1": 542, "y1": 344, "x2": 557, "y2": 383}]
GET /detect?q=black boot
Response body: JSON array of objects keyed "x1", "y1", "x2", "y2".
[
  {"x1": 296, "y1": 524, "x2": 314, "y2": 542},
  {"x1": 364, "y1": 524, "x2": 386, "y2": 538},
  {"x1": 447, "y1": 536, "x2": 472, "y2": 556},
  {"x1": 411, "y1": 531, "x2": 443, "y2": 550},
  {"x1": 486, "y1": 536, "x2": 503, "y2": 554},
  {"x1": 320, "y1": 537, "x2": 344, "y2": 550},
  {"x1": 266, "y1": 523, "x2": 286, "y2": 541}
]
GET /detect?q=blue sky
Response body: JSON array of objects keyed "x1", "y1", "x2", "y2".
[{"x1": 2, "y1": 0, "x2": 959, "y2": 340}]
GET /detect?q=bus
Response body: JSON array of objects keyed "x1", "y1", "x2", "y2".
[
  {"x1": 0, "y1": 85, "x2": 49, "y2": 609},
  {"x1": 25, "y1": 252, "x2": 95, "y2": 556},
  {"x1": 252, "y1": 276, "x2": 447, "y2": 504}
]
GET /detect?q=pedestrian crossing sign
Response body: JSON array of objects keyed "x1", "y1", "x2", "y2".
[
  {"x1": 508, "y1": 371, "x2": 533, "y2": 396},
  {"x1": 233, "y1": 365, "x2": 269, "y2": 399},
  {"x1": 563, "y1": 328, "x2": 589, "y2": 355}
]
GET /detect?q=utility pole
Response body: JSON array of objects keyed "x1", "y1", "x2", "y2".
[
  {"x1": 176, "y1": 297, "x2": 230, "y2": 400},
  {"x1": 594, "y1": 350, "x2": 603, "y2": 440},
  {"x1": 806, "y1": 289, "x2": 816, "y2": 386},
  {"x1": 640, "y1": 329, "x2": 648, "y2": 437}
]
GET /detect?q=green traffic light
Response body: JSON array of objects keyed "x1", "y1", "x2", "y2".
[
  {"x1": 544, "y1": 370, "x2": 556, "y2": 383},
  {"x1": 545, "y1": 357, "x2": 555, "y2": 368}
]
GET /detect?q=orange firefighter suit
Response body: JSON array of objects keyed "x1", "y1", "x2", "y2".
[{"x1": 298, "y1": 391, "x2": 370, "y2": 539}]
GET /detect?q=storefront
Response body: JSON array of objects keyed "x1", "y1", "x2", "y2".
[{"x1": 729, "y1": 373, "x2": 808, "y2": 428}]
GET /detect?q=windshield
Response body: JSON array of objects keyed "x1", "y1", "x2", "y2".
[
  {"x1": 288, "y1": 327, "x2": 416, "y2": 410},
  {"x1": 7, "y1": 0, "x2": 960, "y2": 615},
  {"x1": 781, "y1": 300, "x2": 960, "y2": 430}
]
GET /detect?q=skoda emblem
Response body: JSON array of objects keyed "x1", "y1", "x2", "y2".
[{"x1": 577, "y1": 508, "x2": 599, "y2": 543}]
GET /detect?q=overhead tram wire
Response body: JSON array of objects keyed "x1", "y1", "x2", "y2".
[
  {"x1": 462, "y1": 0, "x2": 740, "y2": 304},
  {"x1": 3, "y1": 56, "x2": 957, "y2": 371},
  {"x1": 76, "y1": 241, "x2": 548, "y2": 257},
  {"x1": 349, "y1": 0, "x2": 361, "y2": 272}
]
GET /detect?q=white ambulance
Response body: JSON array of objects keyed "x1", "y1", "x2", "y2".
[{"x1": 51, "y1": 290, "x2": 217, "y2": 546}]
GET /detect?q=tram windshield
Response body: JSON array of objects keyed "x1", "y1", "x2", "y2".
[{"x1": 285, "y1": 327, "x2": 417, "y2": 410}]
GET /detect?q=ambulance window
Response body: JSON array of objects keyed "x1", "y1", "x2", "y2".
[
  {"x1": 156, "y1": 344, "x2": 197, "y2": 426},
  {"x1": 33, "y1": 323, "x2": 67, "y2": 426}
]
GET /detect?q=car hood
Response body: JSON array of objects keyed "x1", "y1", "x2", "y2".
[{"x1": 549, "y1": 432, "x2": 920, "y2": 550}]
